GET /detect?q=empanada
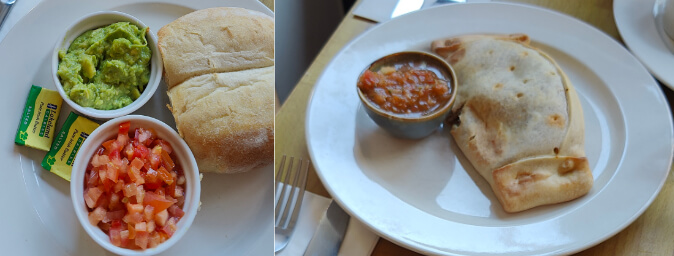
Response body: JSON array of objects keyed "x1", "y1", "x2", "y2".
[{"x1": 431, "y1": 34, "x2": 593, "y2": 212}]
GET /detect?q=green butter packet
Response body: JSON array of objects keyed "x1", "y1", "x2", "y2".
[
  {"x1": 42, "y1": 112, "x2": 100, "y2": 181},
  {"x1": 15, "y1": 85, "x2": 63, "y2": 151}
]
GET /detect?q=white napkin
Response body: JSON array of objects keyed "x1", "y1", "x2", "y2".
[
  {"x1": 353, "y1": 0, "x2": 491, "y2": 23},
  {"x1": 277, "y1": 192, "x2": 379, "y2": 256},
  {"x1": 352, "y1": 0, "x2": 402, "y2": 23}
]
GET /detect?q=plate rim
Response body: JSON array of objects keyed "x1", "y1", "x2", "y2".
[{"x1": 613, "y1": 0, "x2": 674, "y2": 90}]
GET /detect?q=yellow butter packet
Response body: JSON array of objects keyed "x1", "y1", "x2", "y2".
[
  {"x1": 41, "y1": 112, "x2": 100, "y2": 181},
  {"x1": 15, "y1": 85, "x2": 63, "y2": 151}
]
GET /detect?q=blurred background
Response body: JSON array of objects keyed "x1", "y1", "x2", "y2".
[{"x1": 275, "y1": 0, "x2": 356, "y2": 103}]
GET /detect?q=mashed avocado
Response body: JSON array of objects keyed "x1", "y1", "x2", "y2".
[{"x1": 57, "y1": 22, "x2": 151, "y2": 110}]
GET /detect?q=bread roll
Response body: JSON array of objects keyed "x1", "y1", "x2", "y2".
[
  {"x1": 168, "y1": 67, "x2": 274, "y2": 174},
  {"x1": 158, "y1": 7, "x2": 274, "y2": 89},
  {"x1": 158, "y1": 7, "x2": 275, "y2": 173}
]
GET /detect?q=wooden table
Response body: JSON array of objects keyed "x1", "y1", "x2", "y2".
[{"x1": 275, "y1": 0, "x2": 674, "y2": 255}]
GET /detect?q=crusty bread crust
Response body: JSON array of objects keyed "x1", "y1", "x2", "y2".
[
  {"x1": 168, "y1": 68, "x2": 274, "y2": 174},
  {"x1": 158, "y1": 7, "x2": 274, "y2": 89},
  {"x1": 432, "y1": 34, "x2": 593, "y2": 212},
  {"x1": 159, "y1": 7, "x2": 275, "y2": 174}
]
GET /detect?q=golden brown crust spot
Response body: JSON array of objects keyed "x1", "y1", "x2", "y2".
[{"x1": 547, "y1": 114, "x2": 564, "y2": 128}]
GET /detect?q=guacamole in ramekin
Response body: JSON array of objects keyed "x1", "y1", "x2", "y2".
[{"x1": 57, "y1": 22, "x2": 151, "y2": 110}]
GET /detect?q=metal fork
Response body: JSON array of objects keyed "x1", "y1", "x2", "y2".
[{"x1": 274, "y1": 155, "x2": 310, "y2": 253}]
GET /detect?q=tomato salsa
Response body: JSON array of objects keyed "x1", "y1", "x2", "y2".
[
  {"x1": 358, "y1": 64, "x2": 451, "y2": 116},
  {"x1": 84, "y1": 121, "x2": 186, "y2": 250}
]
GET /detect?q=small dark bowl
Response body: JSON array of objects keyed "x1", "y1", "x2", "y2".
[{"x1": 357, "y1": 51, "x2": 457, "y2": 139}]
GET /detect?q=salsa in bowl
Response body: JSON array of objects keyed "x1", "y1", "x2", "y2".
[{"x1": 357, "y1": 51, "x2": 457, "y2": 139}]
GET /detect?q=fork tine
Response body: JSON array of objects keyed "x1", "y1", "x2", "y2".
[
  {"x1": 274, "y1": 155, "x2": 287, "y2": 183},
  {"x1": 285, "y1": 159, "x2": 309, "y2": 231},
  {"x1": 278, "y1": 157, "x2": 299, "y2": 228},
  {"x1": 275, "y1": 156, "x2": 295, "y2": 226}
]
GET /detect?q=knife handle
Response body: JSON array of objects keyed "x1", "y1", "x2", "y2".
[{"x1": 0, "y1": 0, "x2": 17, "y2": 29}]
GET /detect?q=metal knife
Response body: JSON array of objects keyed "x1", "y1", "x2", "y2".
[
  {"x1": 0, "y1": 0, "x2": 17, "y2": 29},
  {"x1": 391, "y1": 0, "x2": 424, "y2": 18},
  {"x1": 303, "y1": 201, "x2": 351, "y2": 256}
]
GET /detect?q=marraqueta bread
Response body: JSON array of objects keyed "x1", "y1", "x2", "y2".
[{"x1": 158, "y1": 7, "x2": 275, "y2": 173}]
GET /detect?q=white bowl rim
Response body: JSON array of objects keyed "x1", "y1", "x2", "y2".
[
  {"x1": 70, "y1": 115, "x2": 200, "y2": 255},
  {"x1": 52, "y1": 11, "x2": 163, "y2": 120}
]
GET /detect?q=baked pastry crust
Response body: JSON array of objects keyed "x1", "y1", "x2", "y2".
[{"x1": 432, "y1": 34, "x2": 593, "y2": 212}]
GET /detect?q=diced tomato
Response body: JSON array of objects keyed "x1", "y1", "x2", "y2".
[
  {"x1": 176, "y1": 195, "x2": 185, "y2": 208},
  {"x1": 168, "y1": 205, "x2": 185, "y2": 218},
  {"x1": 144, "y1": 205, "x2": 155, "y2": 221},
  {"x1": 109, "y1": 193, "x2": 121, "y2": 211},
  {"x1": 161, "y1": 217, "x2": 177, "y2": 237},
  {"x1": 102, "y1": 176, "x2": 114, "y2": 192},
  {"x1": 99, "y1": 168, "x2": 107, "y2": 183},
  {"x1": 89, "y1": 206, "x2": 106, "y2": 225},
  {"x1": 97, "y1": 193, "x2": 110, "y2": 210},
  {"x1": 128, "y1": 158, "x2": 145, "y2": 185},
  {"x1": 148, "y1": 231, "x2": 161, "y2": 248},
  {"x1": 165, "y1": 180, "x2": 176, "y2": 200},
  {"x1": 173, "y1": 186, "x2": 184, "y2": 198},
  {"x1": 128, "y1": 223, "x2": 136, "y2": 239},
  {"x1": 119, "y1": 158, "x2": 129, "y2": 175},
  {"x1": 133, "y1": 143, "x2": 149, "y2": 161},
  {"x1": 91, "y1": 155, "x2": 109, "y2": 167},
  {"x1": 149, "y1": 146, "x2": 162, "y2": 170},
  {"x1": 153, "y1": 139, "x2": 173, "y2": 154},
  {"x1": 135, "y1": 231, "x2": 149, "y2": 249},
  {"x1": 98, "y1": 222, "x2": 111, "y2": 233},
  {"x1": 110, "y1": 220, "x2": 123, "y2": 246},
  {"x1": 105, "y1": 210, "x2": 125, "y2": 223},
  {"x1": 123, "y1": 212, "x2": 144, "y2": 225},
  {"x1": 147, "y1": 220, "x2": 156, "y2": 233},
  {"x1": 135, "y1": 128, "x2": 156, "y2": 146},
  {"x1": 144, "y1": 168, "x2": 161, "y2": 190},
  {"x1": 124, "y1": 143, "x2": 135, "y2": 161},
  {"x1": 143, "y1": 191, "x2": 175, "y2": 214},
  {"x1": 159, "y1": 231, "x2": 168, "y2": 243},
  {"x1": 118, "y1": 121, "x2": 131, "y2": 135},
  {"x1": 154, "y1": 209, "x2": 168, "y2": 226},
  {"x1": 160, "y1": 150, "x2": 175, "y2": 172},
  {"x1": 113, "y1": 182, "x2": 123, "y2": 194},
  {"x1": 136, "y1": 185, "x2": 145, "y2": 204},
  {"x1": 157, "y1": 166, "x2": 174, "y2": 185},
  {"x1": 120, "y1": 230, "x2": 130, "y2": 247},
  {"x1": 106, "y1": 163, "x2": 119, "y2": 182},
  {"x1": 86, "y1": 169, "x2": 100, "y2": 188},
  {"x1": 102, "y1": 139, "x2": 123, "y2": 155},
  {"x1": 84, "y1": 187, "x2": 103, "y2": 209},
  {"x1": 135, "y1": 222, "x2": 147, "y2": 232},
  {"x1": 123, "y1": 183, "x2": 138, "y2": 198},
  {"x1": 126, "y1": 203, "x2": 144, "y2": 214}
]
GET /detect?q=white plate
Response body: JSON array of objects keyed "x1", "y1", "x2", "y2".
[
  {"x1": 614, "y1": 0, "x2": 674, "y2": 89},
  {"x1": 306, "y1": 3, "x2": 673, "y2": 255},
  {"x1": 0, "y1": 0, "x2": 273, "y2": 255}
]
